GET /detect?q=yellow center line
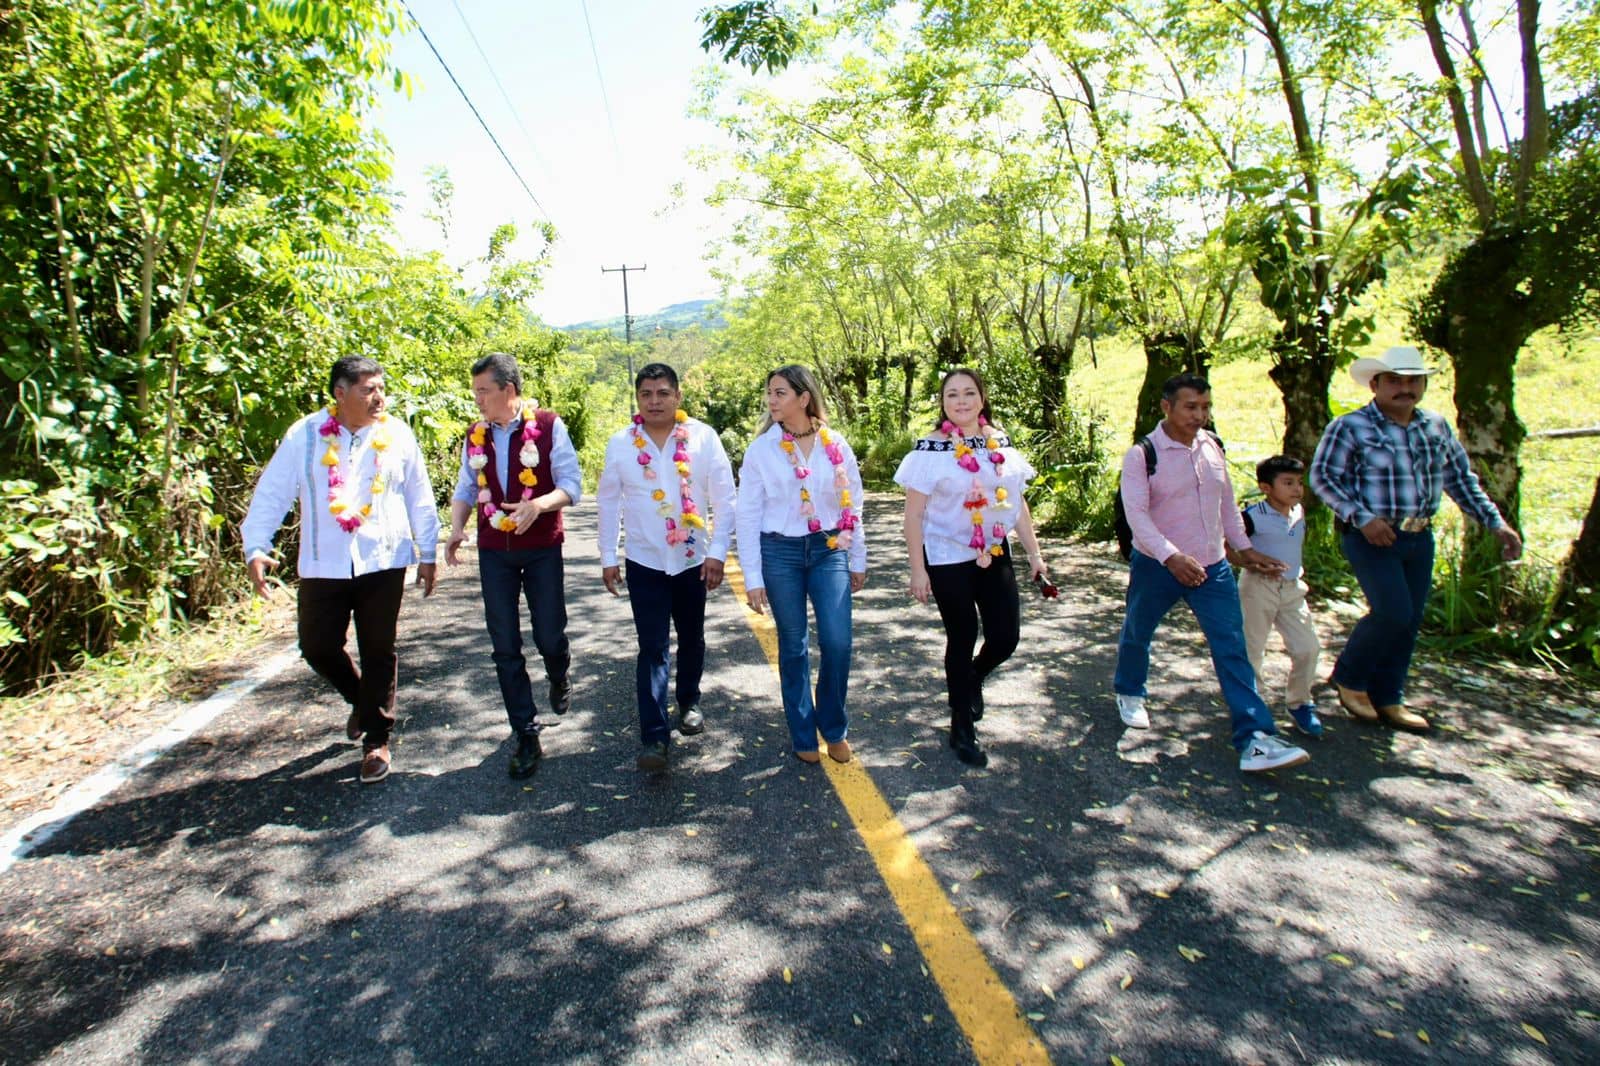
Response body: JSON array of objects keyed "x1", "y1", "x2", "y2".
[{"x1": 723, "y1": 554, "x2": 1050, "y2": 1066}]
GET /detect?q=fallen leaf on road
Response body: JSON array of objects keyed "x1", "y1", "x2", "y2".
[
  {"x1": 1072, "y1": 957, "x2": 1086, "y2": 970},
  {"x1": 1026, "y1": 1012, "x2": 1045, "y2": 1021},
  {"x1": 1374, "y1": 1029, "x2": 1395, "y2": 1039},
  {"x1": 1119, "y1": 974, "x2": 1133, "y2": 990},
  {"x1": 1111, "y1": 1057, "x2": 1127, "y2": 1066},
  {"x1": 1151, "y1": 890, "x2": 1170, "y2": 899},
  {"x1": 783, "y1": 967, "x2": 792, "y2": 984},
  {"x1": 684, "y1": 829, "x2": 698, "y2": 837},
  {"x1": 1417, "y1": 930, "x2": 1432, "y2": 942},
  {"x1": 1522, "y1": 1022, "x2": 1547, "y2": 1045},
  {"x1": 1104, "y1": 918, "x2": 1115, "y2": 936},
  {"x1": 1040, "y1": 982, "x2": 1055, "y2": 1001},
  {"x1": 1177, "y1": 945, "x2": 1205, "y2": 963},
  {"x1": 853, "y1": 1014, "x2": 863, "y2": 1026},
  {"x1": 1326, "y1": 953, "x2": 1355, "y2": 967},
  {"x1": 1417, "y1": 1029, "x2": 1430, "y2": 1044},
  {"x1": 1054, "y1": 891, "x2": 1071, "y2": 899},
  {"x1": 882, "y1": 943, "x2": 893, "y2": 955}
]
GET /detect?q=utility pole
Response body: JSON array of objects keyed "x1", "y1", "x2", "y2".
[{"x1": 602, "y1": 263, "x2": 646, "y2": 385}]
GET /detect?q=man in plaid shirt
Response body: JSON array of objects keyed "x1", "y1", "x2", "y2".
[{"x1": 1309, "y1": 346, "x2": 1522, "y2": 732}]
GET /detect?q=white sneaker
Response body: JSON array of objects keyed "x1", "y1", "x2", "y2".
[
  {"x1": 1116, "y1": 694, "x2": 1150, "y2": 729},
  {"x1": 1239, "y1": 731, "x2": 1310, "y2": 773}
]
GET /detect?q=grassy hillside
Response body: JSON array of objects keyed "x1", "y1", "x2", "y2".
[{"x1": 1064, "y1": 329, "x2": 1599, "y2": 563}]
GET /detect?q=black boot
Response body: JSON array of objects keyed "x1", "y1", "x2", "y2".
[{"x1": 949, "y1": 709, "x2": 988, "y2": 768}]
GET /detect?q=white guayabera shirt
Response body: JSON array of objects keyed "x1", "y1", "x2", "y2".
[
  {"x1": 242, "y1": 412, "x2": 440, "y2": 578},
  {"x1": 595, "y1": 417, "x2": 737, "y2": 576}
]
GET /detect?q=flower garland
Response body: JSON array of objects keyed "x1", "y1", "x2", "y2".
[
  {"x1": 943, "y1": 416, "x2": 1009, "y2": 568},
  {"x1": 319, "y1": 407, "x2": 392, "y2": 534},
  {"x1": 468, "y1": 401, "x2": 542, "y2": 533},
  {"x1": 780, "y1": 421, "x2": 859, "y2": 551},
  {"x1": 632, "y1": 409, "x2": 706, "y2": 556}
]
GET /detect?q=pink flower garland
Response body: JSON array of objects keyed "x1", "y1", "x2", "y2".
[
  {"x1": 632, "y1": 410, "x2": 705, "y2": 557},
  {"x1": 319, "y1": 407, "x2": 391, "y2": 534},
  {"x1": 781, "y1": 422, "x2": 858, "y2": 551},
  {"x1": 468, "y1": 402, "x2": 542, "y2": 533},
  {"x1": 942, "y1": 416, "x2": 1008, "y2": 568}
]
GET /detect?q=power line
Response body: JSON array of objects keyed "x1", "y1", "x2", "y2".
[
  {"x1": 447, "y1": 0, "x2": 553, "y2": 187},
  {"x1": 401, "y1": 1, "x2": 552, "y2": 223},
  {"x1": 577, "y1": 0, "x2": 626, "y2": 173}
]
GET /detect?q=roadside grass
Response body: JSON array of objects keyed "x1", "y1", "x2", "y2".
[{"x1": 0, "y1": 591, "x2": 295, "y2": 789}]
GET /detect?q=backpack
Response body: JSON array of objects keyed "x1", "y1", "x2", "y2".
[
  {"x1": 1113, "y1": 430, "x2": 1225, "y2": 561},
  {"x1": 1112, "y1": 437, "x2": 1158, "y2": 561}
]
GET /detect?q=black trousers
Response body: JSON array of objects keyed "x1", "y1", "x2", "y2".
[
  {"x1": 297, "y1": 567, "x2": 407, "y2": 746},
  {"x1": 479, "y1": 546, "x2": 570, "y2": 735},
  {"x1": 926, "y1": 544, "x2": 1021, "y2": 736}
]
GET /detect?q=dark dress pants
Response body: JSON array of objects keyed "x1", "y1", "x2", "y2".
[
  {"x1": 479, "y1": 546, "x2": 570, "y2": 736},
  {"x1": 1334, "y1": 529, "x2": 1435, "y2": 707},
  {"x1": 297, "y1": 567, "x2": 407, "y2": 746},
  {"x1": 625, "y1": 559, "x2": 707, "y2": 745}
]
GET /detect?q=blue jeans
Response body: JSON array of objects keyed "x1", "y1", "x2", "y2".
[
  {"x1": 479, "y1": 546, "x2": 570, "y2": 736},
  {"x1": 760, "y1": 531, "x2": 852, "y2": 753},
  {"x1": 1114, "y1": 550, "x2": 1277, "y2": 751},
  {"x1": 626, "y1": 560, "x2": 707, "y2": 745},
  {"x1": 1334, "y1": 529, "x2": 1435, "y2": 707}
]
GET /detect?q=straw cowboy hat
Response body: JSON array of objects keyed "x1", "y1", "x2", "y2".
[{"x1": 1349, "y1": 345, "x2": 1438, "y2": 389}]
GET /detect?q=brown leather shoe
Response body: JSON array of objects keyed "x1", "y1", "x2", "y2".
[
  {"x1": 345, "y1": 708, "x2": 363, "y2": 742},
  {"x1": 1377, "y1": 703, "x2": 1430, "y2": 733},
  {"x1": 826, "y1": 739, "x2": 853, "y2": 764},
  {"x1": 794, "y1": 750, "x2": 822, "y2": 764},
  {"x1": 360, "y1": 745, "x2": 391, "y2": 783},
  {"x1": 1335, "y1": 685, "x2": 1379, "y2": 722}
]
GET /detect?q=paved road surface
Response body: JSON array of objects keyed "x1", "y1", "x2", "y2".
[{"x1": 2, "y1": 499, "x2": 1597, "y2": 1064}]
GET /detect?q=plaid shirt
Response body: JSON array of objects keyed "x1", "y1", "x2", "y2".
[{"x1": 1309, "y1": 401, "x2": 1503, "y2": 531}]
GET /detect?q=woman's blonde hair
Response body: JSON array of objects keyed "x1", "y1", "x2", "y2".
[{"x1": 756, "y1": 364, "x2": 829, "y2": 432}]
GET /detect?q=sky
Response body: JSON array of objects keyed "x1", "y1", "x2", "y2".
[{"x1": 374, "y1": 0, "x2": 736, "y2": 326}]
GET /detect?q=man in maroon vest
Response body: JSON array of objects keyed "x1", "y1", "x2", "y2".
[{"x1": 445, "y1": 353, "x2": 582, "y2": 779}]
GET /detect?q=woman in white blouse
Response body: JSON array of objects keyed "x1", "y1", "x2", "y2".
[
  {"x1": 894, "y1": 368, "x2": 1047, "y2": 767},
  {"x1": 735, "y1": 365, "x2": 867, "y2": 765}
]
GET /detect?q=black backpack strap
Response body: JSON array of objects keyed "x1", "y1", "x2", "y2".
[
  {"x1": 1138, "y1": 436, "x2": 1157, "y2": 477},
  {"x1": 1241, "y1": 504, "x2": 1256, "y2": 538}
]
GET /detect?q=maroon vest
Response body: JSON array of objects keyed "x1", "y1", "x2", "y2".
[{"x1": 474, "y1": 408, "x2": 565, "y2": 551}]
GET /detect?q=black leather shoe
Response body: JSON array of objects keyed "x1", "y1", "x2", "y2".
[
  {"x1": 636, "y1": 741, "x2": 669, "y2": 771},
  {"x1": 509, "y1": 732, "x2": 542, "y2": 779},
  {"x1": 677, "y1": 705, "x2": 705, "y2": 735},
  {"x1": 549, "y1": 675, "x2": 571, "y2": 716},
  {"x1": 951, "y1": 734, "x2": 989, "y2": 768}
]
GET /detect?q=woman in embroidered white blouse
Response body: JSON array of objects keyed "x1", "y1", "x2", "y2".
[
  {"x1": 894, "y1": 367, "x2": 1047, "y2": 767},
  {"x1": 734, "y1": 365, "x2": 867, "y2": 765}
]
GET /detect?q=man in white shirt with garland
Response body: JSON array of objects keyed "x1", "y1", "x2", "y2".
[
  {"x1": 242, "y1": 356, "x2": 440, "y2": 785},
  {"x1": 596, "y1": 363, "x2": 736, "y2": 771}
]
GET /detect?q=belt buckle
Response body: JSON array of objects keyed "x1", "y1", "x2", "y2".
[{"x1": 1398, "y1": 516, "x2": 1430, "y2": 533}]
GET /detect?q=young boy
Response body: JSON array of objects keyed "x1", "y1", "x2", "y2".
[{"x1": 1236, "y1": 456, "x2": 1324, "y2": 737}]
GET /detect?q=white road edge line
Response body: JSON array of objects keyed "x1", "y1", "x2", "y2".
[{"x1": 0, "y1": 646, "x2": 301, "y2": 877}]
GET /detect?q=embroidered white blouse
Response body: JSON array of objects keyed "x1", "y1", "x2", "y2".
[
  {"x1": 734, "y1": 422, "x2": 868, "y2": 590},
  {"x1": 595, "y1": 417, "x2": 737, "y2": 576},
  {"x1": 893, "y1": 431, "x2": 1037, "y2": 566},
  {"x1": 242, "y1": 411, "x2": 440, "y2": 578}
]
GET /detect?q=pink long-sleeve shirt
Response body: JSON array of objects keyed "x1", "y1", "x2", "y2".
[{"x1": 1120, "y1": 423, "x2": 1251, "y2": 567}]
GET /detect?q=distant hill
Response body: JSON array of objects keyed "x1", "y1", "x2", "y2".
[{"x1": 559, "y1": 298, "x2": 725, "y2": 337}]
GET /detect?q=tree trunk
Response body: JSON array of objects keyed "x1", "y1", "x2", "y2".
[
  {"x1": 1267, "y1": 324, "x2": 1334, "y2": 476},
  {"x1": 1133, "y1": 331, "x2": 1209, "y2": 442},
  {"x1": 1034, "y1": 342, "x2": 1071, "y2": 435},
  {"x1": 1556, "y1": 471, "x2": 1600, "y2": 609},
  {"x1": 1414, "y1": 231, "x2": 1532, "y2": 532}
]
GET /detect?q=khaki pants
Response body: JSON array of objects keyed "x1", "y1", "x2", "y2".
[{"x1": 1238, "y1": 571, "x2": 1321, "y2": 708}]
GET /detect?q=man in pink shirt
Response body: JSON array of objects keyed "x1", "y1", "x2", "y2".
[{"x1": 1113, "y1": 374, "x2": 1311, "y2": 773}]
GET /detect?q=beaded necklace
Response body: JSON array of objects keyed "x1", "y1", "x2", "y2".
[
  {"x1": 632, "y1": 409, "x2": 706, "y2": 555},
  {"x1": 319, "y1": 407, "x2": 392, "y2": 534},
  {"x1": 942, "y1": 416, "x2": 1009, "y2": 567},
  {"x1": 468, "y1": 401, "x2": 542, "y2": 533},
  {"x1": 780, "y1": 420, "x2": 859, "y2": 551}
]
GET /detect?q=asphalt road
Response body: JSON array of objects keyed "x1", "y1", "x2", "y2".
[{"x1": 2, "y1": 498, "x2": 1597, "y2": 1065}]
